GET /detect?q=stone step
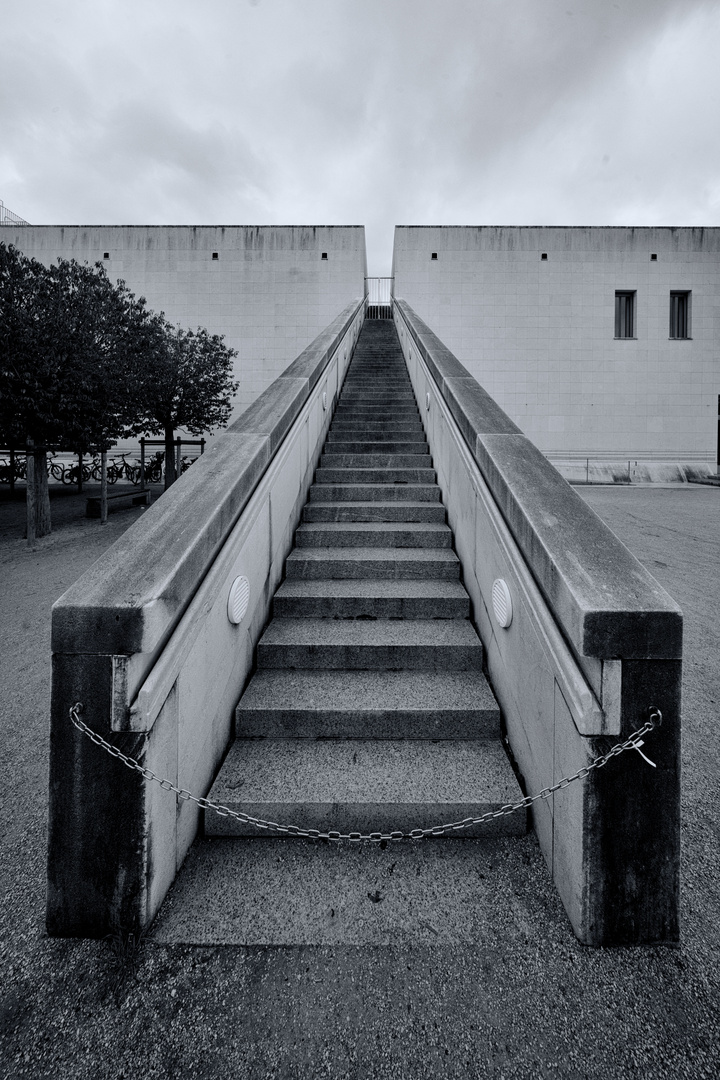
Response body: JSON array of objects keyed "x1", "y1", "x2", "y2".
[
  {"x1": 321, "y1": 454, "x2": 433, "y2": 469},
  {"x1": 323, "y1": 441, "x2": 429, "y2": 454},
  {"x1": 235, "y1": 669, "x2": 499, "y2": 738},
  {"x1": 335, "y1": 404, "x2": 419, "y2": 415},
  {"x1": 326, "y1": 433, "x2": 428, "y2": 446},
  {"x1": 205, "y1": 739, "x2": 525, "y2": 837},
  {"x1": 315, "y1": 467, "x2": 436, "y2": 485},
  {"x1": 302, "y1": 501, "x2": 446, "y2": 523},
  {"x1": 308, "y1": 483, "x2": 441, "y2": 503},
  {"x1": 328, "y1": 425, "x2": 425, "y2": 437},
  {"x1": 335, "y1": 402, "x2": 418, "y2": 411},
  {"x1": 294, "y1": 522, "x2": 452, "y2": 548},
  {"x1": 285, "y1": 546, "x2": 459, "y2": 580},
  {"x1": 273, "y1": 578, "x2": 470, "y2": 619},
  {"x1": 341, "y1": 383, "x2": 411, "y2": 391},
  {"x1": 340, "y1": 396, "x2": 416, "y2": 405},
  {"x1": 256, "y1": 618, "x2": 482, "y2": 670}
]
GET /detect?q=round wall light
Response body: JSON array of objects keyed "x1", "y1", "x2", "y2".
[
  {"x1": 227, "y1": 576, "x2": 250, "y2": 625},
  {"x1": 491, "y1": 578, "x2": 513, "y2": 629}
]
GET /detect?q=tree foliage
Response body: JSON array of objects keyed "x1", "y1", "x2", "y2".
[
  {"x1": 0, "y1": 240, "x2": 240, "y2": 532},
  {"x1": 137, "y1": 323, "x2": 238, "y2": 487}
]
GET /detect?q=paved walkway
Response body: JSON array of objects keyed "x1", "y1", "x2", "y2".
[{"x1": 0, "y1": 484, "x2": 718, "y2": 1079}]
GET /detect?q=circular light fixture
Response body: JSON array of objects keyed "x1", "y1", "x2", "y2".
[
  {"x1": 491, "y1": 579, "x2": 513, "y2": 629},
  {"x1": 227, "y1": 576, "x2": 250, "y2": 625}
]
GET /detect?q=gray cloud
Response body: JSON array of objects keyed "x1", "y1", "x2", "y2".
[{"x1": 1, "y1": 0, "x2": 718, "y2": 272}]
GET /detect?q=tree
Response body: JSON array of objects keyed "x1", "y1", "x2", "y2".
[
  {"x1": 0, "y1": 243, "x2": 61, "y2": 539},
  {"x1": 138, "y1": 324, "x2": 238, "y2": 488},
  {"x1": 0, "y1": 243, "x2": 162, "y2": 536}
]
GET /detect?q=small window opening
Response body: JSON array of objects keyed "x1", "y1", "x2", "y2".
[
  {"x1": 615, "y1": 291, "x2": 636, "y2": 339},
  {"x1": 321, "y1": 252, "x2": 328, "y2": 260},
  {"x1": 211, "y1": 252, "x2": 219, "y2": 260},
  {"x1": 541, "y1": 253, "x2": 548, "y2": 261},
  {"x1": 431, "y1": 252, "x2": 438, "y2": 260},
  {"x1": 650, "y1": 253, "x2": 657, "y2": 261},
  {"x1": 103, "y1": 252, "x2": 110, "y2": 260},
  {"x1": 669, "y1": 292, "x2": 690, "y2": 339}
]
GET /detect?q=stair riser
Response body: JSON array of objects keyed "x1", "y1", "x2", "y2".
[
  {"x1": 294, "y1": 529, "x2": 451, "y2": 549},
  {"x1": 236, "y1": 710, "x2": 499, "y2": 740},
  {"x1": 257, "y1": 643, "x2": 483, "y2": 670},
  {"x1": 335, "y1": 406, "x2": 418, "y2": 414},
  {"x1": 272, "y1": 595, "x2": 469, "y2": 618},
  {"x1": 315, "y1": 469, "x2": 436, "y2": 484},
  {"x1": 285, "y1": 558, "x2": 459, "y2": 580},
  {"x1": 321, "y1": 455, "x2": 432, "y2": 469},
  {"x1": 206, "y1": 804, "x2": 524, "y2": 838},
  {"x1": 302, "y1": 504, "x2": 446, "y2": 522},
  {"x1": 324, "y1": 442, "x2": 428, "y2": 453},
  {"x1": 308, "y1": 485, "x2": 441, "y2": 502},
  {"x1": 328, "y1": 428, "x2": 425, "y2": 438}
]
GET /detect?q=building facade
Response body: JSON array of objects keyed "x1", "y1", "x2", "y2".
[
  {"x1": 5, "y1": 225, "x2": 367, "y2": 421},
  {"x1": 392, "y1": 226, "x2": 719, "y2": 479}
]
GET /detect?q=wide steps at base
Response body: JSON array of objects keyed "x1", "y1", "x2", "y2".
[
  {"x1": 207, "y1": 318, "x2": 525, "y2": 847},
  {"x1": 206, "y1": 739, "x2": 525, "y2": 838}
]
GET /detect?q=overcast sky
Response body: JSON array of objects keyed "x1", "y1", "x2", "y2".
[{"x1": 2, "y1": 0, "x2": 720, "y2": 273}]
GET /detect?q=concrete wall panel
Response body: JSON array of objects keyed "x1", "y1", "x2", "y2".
[
  {"x1": 8, "y1": 225, "x2": 367, "y2": 422},
  {"x1": 392, "y1": 226, "x2": 719, "y2": 470}
]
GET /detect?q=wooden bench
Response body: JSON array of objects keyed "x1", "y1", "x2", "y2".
[{"x1": 86, "y1": 488, "x2": 152, "y2": 517}]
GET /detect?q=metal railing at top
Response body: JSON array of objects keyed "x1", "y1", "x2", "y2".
[
  {"x1": 365, "y1": 277, "x2": 393, "y2": 319},
  {"x1": 0, "y1": 200, "x2": 29, "y2": 226}
]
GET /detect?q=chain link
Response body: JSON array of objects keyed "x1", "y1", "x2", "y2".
[{"x1": 68, "y1": 703, "x2": 661, "y2": 843}]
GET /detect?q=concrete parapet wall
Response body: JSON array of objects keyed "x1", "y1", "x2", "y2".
[
  {"x1": 394, "y1": 298, "x2": 682, "y2": 946},
  {"x1": 47, "y1": 299, "x2": 364, "y2": 937}
]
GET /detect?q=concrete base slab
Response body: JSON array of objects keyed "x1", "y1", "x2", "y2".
[{"x1": 149, "y1": 836, "x2": 534, "y2": 945}]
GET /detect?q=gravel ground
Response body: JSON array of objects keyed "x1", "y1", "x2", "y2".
[{"x1": 0, "y1": 482, "x2": 718, "y2": 1080}]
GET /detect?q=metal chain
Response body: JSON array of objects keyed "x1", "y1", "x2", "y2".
[{"x1": 68, "y1": 703, "x2": 661, "y2": 843}]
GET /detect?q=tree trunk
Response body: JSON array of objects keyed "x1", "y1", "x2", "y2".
[
  {"x1": 26, "y1": 439, "x2": 52, "y2": 543},
  {"x1": 164, "y1": 424, "x2": 176, "y2": 489},
  {"x1": 100, "y1": 450, "x2": 108, "y2": 524},
  {"x1": 26, "y1": 445, "x2": 36, "y2": 547},
  {"x1": 77, "y1": 451, "x2": 83, "y2": 494}
]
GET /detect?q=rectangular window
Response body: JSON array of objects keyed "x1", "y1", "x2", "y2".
[
  {"x1": 670, "y1": 292, "x2": 690, "y2": 338},
  {"x1": 615, "y1": 291, "x2": 635, "y2": 338}
]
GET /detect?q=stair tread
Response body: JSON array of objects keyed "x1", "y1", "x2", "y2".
[
  {"x1": 302, "y1": 502, "x2": 445, "y2": 522},
  {"x1": 275, "y1": 579, "x2": 468, "y2": 600},
  {"x1": 295, "y1": 520, "x2": 446, "y2": 548},
  {"x1": 259, "y1": 618, "x2": 481, "y2": 647},
  {"x1": 208, "y1": 738, "x2": 523, "y2": 810},
  {"x1": 236, "y1": 669, "x2": 497, "y2": 715},
  {"x1": 287, "y1": 546, "x2": 458, "y2": 562}
]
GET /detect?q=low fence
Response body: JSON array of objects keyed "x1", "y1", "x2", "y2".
[
  {"x1": 393, "y1": 298, "x2": 682, "y2": 946},
  {"x1": 47, "y1": 298, "x2": 364, "y2": 937}
]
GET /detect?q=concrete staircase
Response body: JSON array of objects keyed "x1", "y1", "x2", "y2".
[{"x1": 206, "y1": 320, "x2": 525, "y2": 839}]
